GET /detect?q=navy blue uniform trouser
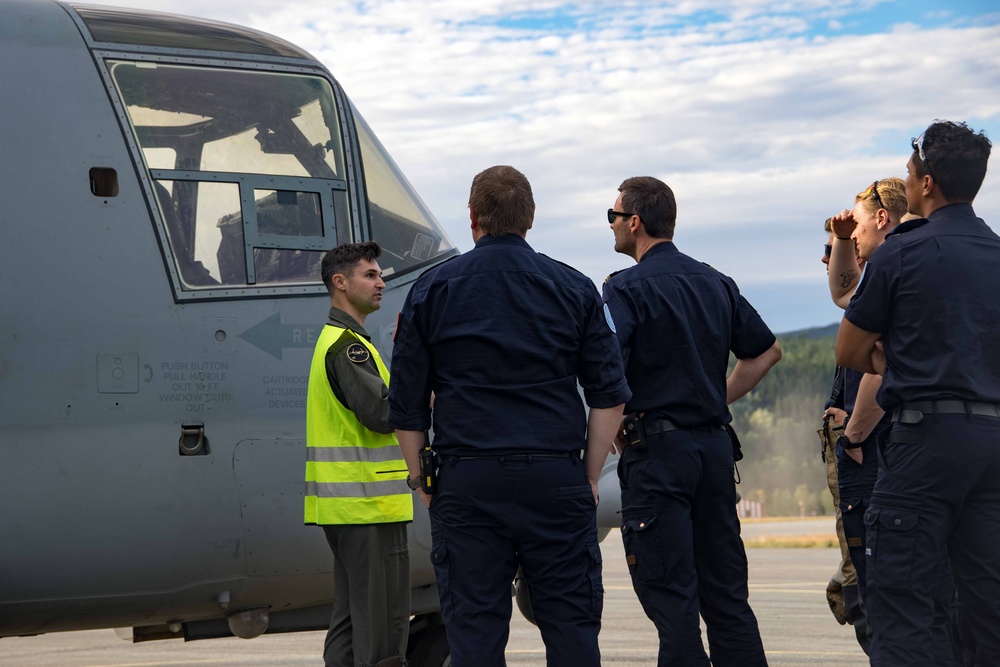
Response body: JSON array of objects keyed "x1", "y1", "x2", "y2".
[
  {"x1": 618, "y1": 427, "x2": 767, "y2": 667},
  {"x1": 866, "y1": 415, "x2": 1000, "y2": 667},
  {"x1": 836, "y1": 424, "x2": 884, "y2": 601},
  {"x1": 428, "y1": 455, "x2": 603, "y2": 667}
]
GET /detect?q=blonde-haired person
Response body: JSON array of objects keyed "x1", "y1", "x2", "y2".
[
  {"x1": 823, "y1": 177, "x2": 908, "y2": 659},
  {"x1": 827, "y1": 178, "x2": 908, "y2": 308}
]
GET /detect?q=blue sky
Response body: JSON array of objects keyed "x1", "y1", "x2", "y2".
[{"x1": 107, "y1": 0, "x2": 1000, "y2": 333}]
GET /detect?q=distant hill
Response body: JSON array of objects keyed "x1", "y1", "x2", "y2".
[
  {"x1": 729, "y1": 323, "x2": 841, "y2": 516},
  {"x1": 777, "y1": 322, "x2": 839, "y2": 339}
]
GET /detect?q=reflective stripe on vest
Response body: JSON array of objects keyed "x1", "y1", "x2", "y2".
[{"x1": 305, "y1": 324, "x2": 413, "y2": 526}]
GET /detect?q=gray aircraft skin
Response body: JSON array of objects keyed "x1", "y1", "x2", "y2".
[{"x1": 0, "y1": 0, "x2": 623, "y2": 662}]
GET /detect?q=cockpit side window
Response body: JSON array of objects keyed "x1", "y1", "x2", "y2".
[
  {"x1": 108, "y1": 61, "x2": 351, "y2": 292},
  {"x1": 351, "y1": 105, "x2": 457, "y2": 279}
]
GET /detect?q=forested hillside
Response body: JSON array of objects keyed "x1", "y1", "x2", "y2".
[{"x1": 730, "y1": 324, "x2": 841, "y2": 516}]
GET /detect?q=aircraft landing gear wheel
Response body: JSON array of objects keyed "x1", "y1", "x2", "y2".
[{"x1": 407, "y1": 624, "x2": 450, "y2": 667}]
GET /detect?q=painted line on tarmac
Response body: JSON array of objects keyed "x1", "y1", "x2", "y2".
[
  {"x1": 80, "y1": 661, "x2": 231, "y2": 667},
  {"x1": 765, "y1": 650, "x2": 867, "y2": 656}
]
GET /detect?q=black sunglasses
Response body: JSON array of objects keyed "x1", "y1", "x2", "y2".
[
  {"x1": 824, "y1": 243, "x2": 832, "y2": 258},
  {"x1": 608, "y1": 209, "x2": 636, "y2": 225},
  {"x1": 911, "y1": 131, "x2": 936, "y2": 181},
  {"x1": 864, "y1": 180, "x2": 886, "y2": 211}
]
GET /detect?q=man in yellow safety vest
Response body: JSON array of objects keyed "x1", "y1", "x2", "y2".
[{"x1": 305, "y1": 241, "x2": 413, "y2": 667}]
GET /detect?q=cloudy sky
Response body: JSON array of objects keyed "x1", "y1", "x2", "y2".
[{"x1": 103, "y1": 0, "x2": 1000, "y2": 333}]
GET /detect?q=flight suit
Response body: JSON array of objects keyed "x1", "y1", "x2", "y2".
[
  {"x1": 603, "y1": 241, "x2": 773, "y2": 667},
  {"x1": 389, "y1": 233, "x2": 630, "y2": 667},
  {"x1": 845, "y1": 205, "x2": 1000, "y2": 667},
  {"x1": 306, "y1": 307, "x2": 413, "y2": 667}
]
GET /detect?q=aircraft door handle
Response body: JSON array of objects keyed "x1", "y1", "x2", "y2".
[{"x1": 179, "y1": 422, "x2": 208, "y2": 456}]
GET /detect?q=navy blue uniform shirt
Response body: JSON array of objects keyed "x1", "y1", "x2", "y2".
[
  {"x1": 388, "y1": 234, "x2": 631, "y2": 456},
  {"x1": 602, "y1": 241, "x2": 775, "y2": 426},
  {"x1": 846, "y1": 204, "x2": 1000, "y2": 410}
]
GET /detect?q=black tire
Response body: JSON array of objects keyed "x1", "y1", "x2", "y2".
[{"x1": 408, "y1": 624, "x2": 451, "y2": 667}]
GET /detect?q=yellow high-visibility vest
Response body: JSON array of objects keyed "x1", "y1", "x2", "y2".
[{"x1": 304, "y1": 325, "x2": 412, "y2": 525}]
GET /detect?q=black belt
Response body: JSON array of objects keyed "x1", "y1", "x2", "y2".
[
  {"x1": 624, "y1": 417, "x2": 722, "y2": 443},
  {"x1": 893, "y1": 400, "x2": 1000, "y2": 424},
  {"x1": 438, "y1": 451, "x2": 582, "y2": 463},
  {"x1": 642, "y1": 418, "x2": 682, "y2": 436}
]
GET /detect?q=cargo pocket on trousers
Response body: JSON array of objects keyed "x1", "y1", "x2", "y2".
[
  {"x1": 621, "y1": 509, "x2": 663, "y2": 582},
  {"x1": 865, "y1": 507, "x2": 918, "y2": 589},
  {"x1": 587, "y1": 539, "x2": 604, "y2": 618},
  {"x1": 430, "y1": 539, "x2": 454, "y2": 620}
]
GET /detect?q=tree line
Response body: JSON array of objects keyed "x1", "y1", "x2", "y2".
[{"x1": 730, "y1": 324, "x2": 840, "y2": 517}]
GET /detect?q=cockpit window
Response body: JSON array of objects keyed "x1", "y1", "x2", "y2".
[
  {"x1": 109, "y1": 61, "x2": 349, "y2": 291},
  {"x1": 352, "y1": 105, "x2": 457, "y2": 278}
]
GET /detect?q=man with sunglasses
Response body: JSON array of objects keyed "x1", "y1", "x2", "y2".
[
  {"x1": 837, "y1": 121, "x2": 998, "y2": 666},
  {"x1": 817, "y1": 217, "x2": 871, "y2": 650},
  {"x1": 604, "y1": 176, "x2": 781, "y2": 667}
]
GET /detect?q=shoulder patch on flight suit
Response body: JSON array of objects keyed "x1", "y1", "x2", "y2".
[{"x1": 346, "y1": 343, "x2": 370, "y2": 363}]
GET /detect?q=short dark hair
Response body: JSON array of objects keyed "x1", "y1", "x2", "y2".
[
  {"x1": 321, "y1": 241, "x2": 381, "y2": 294},
  {"x1": 913, "y1": 120, "x2": 992, "y2": 203},
  {"x1": 618, "y1": 176, "x2": 677, "y2": 239},
  {"x1": 468, "y1": 165, "x2": 534, "y2": 237}
]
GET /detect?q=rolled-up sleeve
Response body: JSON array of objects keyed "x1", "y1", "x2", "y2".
[
  {"x1": 602, "y1": 279, "x2": 636, "y2": 366},
  {"x1": 579, "y1": 287, "x2": 631, "y2": 408},
  {"x1": 844, "y1": 247, "x2": 897, "y2": 335},
  {"x1": 388, "y1": 285, "x2": 434, "y2": 431},
  {"x1": 727, "y1": 278, "x2": 776, "y2": 359}
]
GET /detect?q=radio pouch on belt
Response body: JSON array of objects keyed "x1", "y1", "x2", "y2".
[
  {"x1": 724, "y1": 424, "x2": 744, "y2": 462},
  {"x1": 622, "y1": 414, "x2": 646, "y2": 448},
  {"x1": 419, "y1": 443, "x2": 437, "y2": 495},
  {"x1": 725, "y1": 424, "x2": 744, "y2": 485}
]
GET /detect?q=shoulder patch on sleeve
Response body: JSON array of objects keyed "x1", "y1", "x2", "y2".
[
  {"x1": 346, "y1": 343, "x2": 370, "y2": 364},
  {"x1": 604, "y1": 303, "x2": 617, "y2": 333}
]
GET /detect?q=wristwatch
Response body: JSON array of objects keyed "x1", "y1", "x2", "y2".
[
  {"x1": 836, "y1": 434, "x2": 863, "y2": 450},
  {"x1": 406, "y1": 476, "x2": 422, "y2": 491}
]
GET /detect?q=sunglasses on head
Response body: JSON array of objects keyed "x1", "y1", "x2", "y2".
[
  {"x1": 911, "y1": 131, "x2": 937, "y2": 181},
  {"x1": 863, "y1": 180, "x2": 886, "y2": 211}
]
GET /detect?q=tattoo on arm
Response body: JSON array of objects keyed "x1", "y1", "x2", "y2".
[{"x1": 840, "y1": 271, "x2": 858, "y2": 289}]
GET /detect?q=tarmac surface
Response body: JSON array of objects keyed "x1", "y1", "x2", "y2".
[{"x1": 2, "y1": 517, "x2": 870, "y2": 666}]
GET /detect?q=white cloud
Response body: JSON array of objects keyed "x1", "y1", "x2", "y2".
[{"x1": 89, "y1": 0, "x2": 1000, "y2": 331}]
